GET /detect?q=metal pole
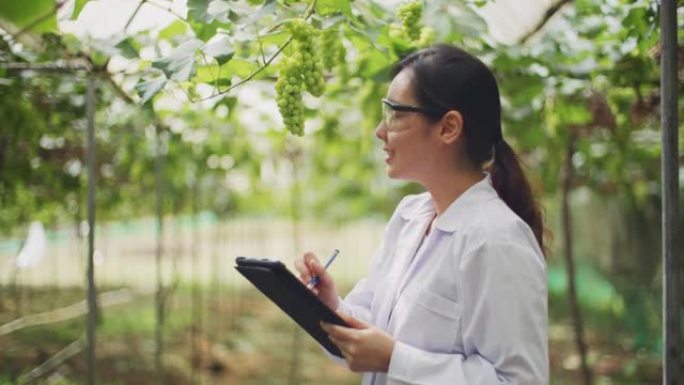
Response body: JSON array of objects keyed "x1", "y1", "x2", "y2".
[
  {"x1": 660, "y1": 1, "x2": 680, "y2": 384},
  {"x1": 155, "y1": 125, "x2": 166, "y2": 383},
  {"x1": 86, "y1": 75, "x2": 98, "y2": 385}
]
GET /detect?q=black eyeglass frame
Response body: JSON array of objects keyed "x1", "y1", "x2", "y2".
[{"x1": 381, "y1": 98, "x2": 446, "y2": 116}]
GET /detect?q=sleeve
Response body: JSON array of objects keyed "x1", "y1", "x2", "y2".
[{"x1": 387, "y1": 239, "x2": 548, "y2": 385}]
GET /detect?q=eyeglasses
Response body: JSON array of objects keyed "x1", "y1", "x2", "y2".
[{"x1": 381, "y1": 98, "x2": 445, "y2": 129}]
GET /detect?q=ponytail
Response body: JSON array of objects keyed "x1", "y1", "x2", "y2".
[{"x1": 490, "y1": 140, "x2": 546, "y2": 256}]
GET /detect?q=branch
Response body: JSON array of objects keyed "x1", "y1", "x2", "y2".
[
  {"x1": 196, "y1": 37, "x2": 293, "y2": 102},
  {"x1": 104, "y1": 73, "x2": 137, "y2": 105},
  {"x1": 124, "y1": 0, "x2": 148, "y2": 33},
  {"x1": 17, "y1": 336, "x2": 86, "y2": 384},
  {"x1": 146, "y1": 0, "x2": 187, "y2": 22},
  {"x1": 0, "y1": 288, "x2": 134, "y2": 336},
  {"x1": 255, "y1": 25, "x2": 267, "y2": 65},
  {"x1": 519, "y1": 0, "x2": 573, "y2": 44},
  {"x1": 0, "y1": 61, "x2": 91, "y2": 73}
]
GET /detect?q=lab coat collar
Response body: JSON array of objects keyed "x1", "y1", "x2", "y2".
[{"x1": 399, "y1": 174, "x2": 499, "y2": 233}]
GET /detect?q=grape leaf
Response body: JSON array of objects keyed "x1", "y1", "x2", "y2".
[
  {"x1": 202, "y1": 35, "x2": 234, "y2": 65},
  {"x1": 135, "y1": 74, "x2": 167, "y2": 104},
  {"x1": 315, "y1": 0, "x2": 352, "y2": 18},
  {"x1": 153, "y1": 39, "x2": 204, "y2": 82},
  {"x1": 71, "y1": 0, "x2": 89, "y2": 20},
  {"x1": 0, "y1": 0, "x2": 57, "y2": 33}
]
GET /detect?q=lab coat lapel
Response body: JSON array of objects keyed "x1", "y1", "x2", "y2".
[{"x1": 374, "y1": 216, "x2": 432, "y2": 331}]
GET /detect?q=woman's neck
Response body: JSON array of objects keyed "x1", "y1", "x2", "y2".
[{"x1": 422, "y1": 168, "x2": 485, "y2": 217}]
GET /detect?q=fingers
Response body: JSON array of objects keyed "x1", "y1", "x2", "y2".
[
  {"x1": 322, "y1": 323, "x2": 356, "y2": 358},
  {"x1": 303, "y1": 251, "x2": 320, "y2": 266},
  {"x1": 293, "y1": 258, "x2": 311, "y2": 283},
  {"x1": 337, "y1": 311, "x2": 368, "y2": 329},
  {"x1": 299, "y1": 252, "x2": 333, "y2": 290},
  {"x1": 294, "y1": 251, "x2": 319, "y2": 283},
  {"x1": 321, "y1": 321, "x2": 357, "y2": 340},
  {"x1": 321, "y1": 322, "x2": 370, "y2": 373},
  {"x1": 304, "y1": 252, "x2": 326, "y2": 277},
  {"x1": 321, "y1": 319, "x2": 394, "y2": 373}
]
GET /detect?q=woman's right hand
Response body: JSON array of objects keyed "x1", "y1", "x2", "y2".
[{"x1": 294, "y1": 251, "x2": 340, "y2": 311}]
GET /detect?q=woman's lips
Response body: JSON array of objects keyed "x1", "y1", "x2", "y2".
[{"x1": 383, "y1": 148, "x2": 393, "y2": 163}]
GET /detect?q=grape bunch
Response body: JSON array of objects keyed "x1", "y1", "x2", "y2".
[
  {"x1": 320, "y1": 28, "x2": 346, "y2": 72},
  {"x1": 275, "y1": 56, "x2": 304, "y2": 136},
  {"x1": 275, "y1": 19, "x2": 327, "y2": 135},
  {"x1": 397, "y1": 1, "x2": 423, "y2": 41}
]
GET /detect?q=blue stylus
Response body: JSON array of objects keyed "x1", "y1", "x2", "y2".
[{"x1": 307, "y1": 249, "x2": 340, "y2": 288}]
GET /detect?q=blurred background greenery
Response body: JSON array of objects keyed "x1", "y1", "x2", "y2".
[{"x1": 0, "y1": 0, "x2": 682, "y2": 384}]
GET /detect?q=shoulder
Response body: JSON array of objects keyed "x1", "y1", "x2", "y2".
[{"x1": 460, "y1": 198, "x2": 545, "y2": 270}]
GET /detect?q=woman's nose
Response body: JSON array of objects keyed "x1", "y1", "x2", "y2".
[{"x1": 375, "y1": 121, "x2": 387, "y2": 141}]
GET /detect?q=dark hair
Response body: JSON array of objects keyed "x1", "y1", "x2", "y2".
[{"x1": 392, "y1": 44, "x2": 546, "y2": 255}]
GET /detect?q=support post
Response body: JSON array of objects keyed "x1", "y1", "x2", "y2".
[
  {"x1": 85, "y1": 75, "x2": 98, "y2": 385},
  {"x1": 659, "y1": 1, "x2": 680, "y2": 384}
]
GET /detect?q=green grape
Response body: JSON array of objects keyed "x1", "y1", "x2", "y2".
[
  {"x1": 417, "y1": 26, "x2": 436, "y2": 47},
  {"x1": 288, "y1": 19, "x2": 325, "y2": 97},
  {"x1": 320, "y1": 28, "x2": 346, "y2": 72},
  {"x1": 397, "y1": 1, "x2": 423, "y2": 41},
  {"x1": 275, "y1": 56, "x2": 304, "y2": 136},
  {"x1": 388, "y1": 23, "x2": 405, "y2": 40}
]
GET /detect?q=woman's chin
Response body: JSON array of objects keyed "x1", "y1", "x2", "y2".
[{"x1": 386, "y1": 166, "x2": 401, "y2": 179}]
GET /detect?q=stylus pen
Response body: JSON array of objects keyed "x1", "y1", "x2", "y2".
[{"x1": 307, "y1": 249, "x2": 340, "y2": 289}]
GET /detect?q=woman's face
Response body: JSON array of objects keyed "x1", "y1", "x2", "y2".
[{"x1": 375, "y1": 69, "x2": 439, "y2": 182}]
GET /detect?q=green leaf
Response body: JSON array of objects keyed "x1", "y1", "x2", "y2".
[
  {"x1": 187, "y1": 0, "x2": 211, "y2": 22},
  {"x1": 158, "y1": 20, "x2": 188, "y2": 40},
  {"x1": 194, "y1": 58, "x2": 258, "y2": 84},
  {"x1": 318, "y1": 14, "x2": 346, "y2": 30},
  {"x1": 135, "y1": 75, "x2": 167, "y2": 104},
  {"x1": 225, "y1": 58, "x2": 260, "y2": 78},
  {"x1": 202, "y1": 35, "x2": 234, "y2": 65},
  {"x1": 241, "y1": 0, "x2": 276, "y2": 26},
  {"x1": 189, "y1": 19, "x2": 223, "y2": 41},
  {"x1": 207, "y1": 0, "x2": 231, "y2": 23},
  {"x1": 0, "y1": 0, "x2": 57, "y2": 33},
  {"x1": 71, "y1": 0, "x2": 89, "y2": 20},
  {"x1": 152, "y1": 39, "x2": 203, "y2": 81},
  {"x1": 115, "y1": 38, "x2": 140, "y2": 59},
  {"x1": 315, "y1": 0, "x2": 352, "y2": 18},
  {"x1": 195, "y1": 65, "x2": 226, "y2": 85}
]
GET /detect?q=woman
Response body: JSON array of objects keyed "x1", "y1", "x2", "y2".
[{"x1": 295, "y1": 44, "x2": 548, "y2": 385}]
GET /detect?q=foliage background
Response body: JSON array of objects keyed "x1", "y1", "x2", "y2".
[{"x1": 0, "y1": 0, "x2": 682, "y2": 384}]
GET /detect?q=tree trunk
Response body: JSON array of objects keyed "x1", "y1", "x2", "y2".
[{"x1": 561, "y1": 133, "x2": 593, "y2": 385}]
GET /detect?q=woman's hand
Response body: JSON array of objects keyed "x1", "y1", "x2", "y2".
[
  {"x1": 294, "y1": 251, "x2": 339, "y2": 310},
  {"x1": 321, "y1": 312, "x2": 395, "y2": 373}
]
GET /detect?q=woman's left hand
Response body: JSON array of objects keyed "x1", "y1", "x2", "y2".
[{"x1": 321, "y1": 312, "x2": 395, "y2": 373}]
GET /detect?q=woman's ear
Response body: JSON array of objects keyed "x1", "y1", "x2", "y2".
[{"x1": 438, "y1": 110, "x2": 463, "y2": 144}]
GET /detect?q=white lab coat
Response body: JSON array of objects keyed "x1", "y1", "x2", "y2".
[{"x1": 335, "y1": 175, "x2": 548, "y2": 384}]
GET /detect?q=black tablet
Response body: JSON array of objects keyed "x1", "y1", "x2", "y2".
[{"x1": 234, "y1": 256, "x2": 349, "y2": 357}]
